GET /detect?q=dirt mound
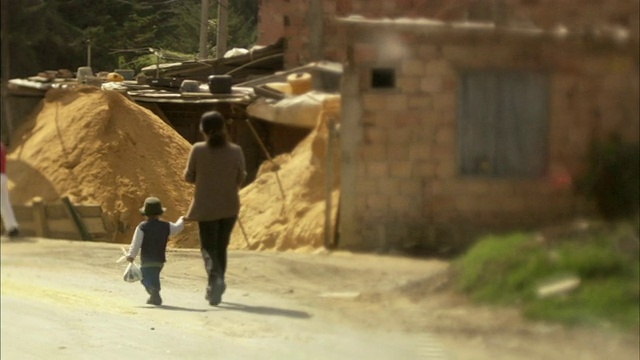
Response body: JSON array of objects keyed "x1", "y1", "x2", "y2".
[
  {"x1": 6, "y1": 86, "x2": 341, "y2": 252},
  {"x1": 6, "y1": 86, "x2": 200, "y2": 247},
  {"x1": 230, "y1": 95, "x2": 341, "y2": 252}
]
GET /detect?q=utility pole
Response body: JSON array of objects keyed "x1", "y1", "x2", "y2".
[
  {"x1": 198, "y1": 0, "x2": 209, "y2": 60},
  {"x1": 86, "y1": 38, "x2": 92, "y2": 68},
  {"x1": 216, "y1": 0, "x2": 228, "y2": 59}
]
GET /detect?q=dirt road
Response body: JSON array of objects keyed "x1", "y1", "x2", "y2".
[{"x1": 1, "y1": 237, "x2": 638, "y2": 360}]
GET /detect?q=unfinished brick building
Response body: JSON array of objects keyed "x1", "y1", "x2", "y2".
[{"x1": 258, "y1": 0, "x2": 640, "y2": 251}]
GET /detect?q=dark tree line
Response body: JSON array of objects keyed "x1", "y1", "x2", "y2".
[{"x1": 1, "y1": 0, "x2": 259, "y2": 78}]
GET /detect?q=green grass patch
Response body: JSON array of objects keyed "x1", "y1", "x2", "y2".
[{"x1": 453, "y1": 221, "x2": 639, "y2": 330}]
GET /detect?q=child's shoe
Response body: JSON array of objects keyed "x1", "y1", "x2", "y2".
[{"x1": 147, "y1": 289, "x2": 162, "y2": 306}]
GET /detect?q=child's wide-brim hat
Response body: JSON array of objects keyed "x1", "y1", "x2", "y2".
[{"x1": 140, "y1": 197, "x2": 166, "y2": 216}]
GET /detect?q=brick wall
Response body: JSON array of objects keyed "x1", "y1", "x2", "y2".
[
  {"x1": 258, "y1": 0, "x2": 639, "y2": 69},
  {"x1": 256, "y1": 0, "x2": 639, "y2": 250},
  {"x1": 338, "y1": 21, "x2": 639, "y2": 250},
  {"x1": 257, "y1": 0, "x2": 287, "y2": 46}
]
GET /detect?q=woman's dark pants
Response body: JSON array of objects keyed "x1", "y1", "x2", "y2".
[{"x1": 198, "y1": 217, "x2": 237, "y2": 301}]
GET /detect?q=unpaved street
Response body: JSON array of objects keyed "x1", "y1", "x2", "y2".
[{"x1": 1, "y1": 237, "x2": 638, "y2": 360}]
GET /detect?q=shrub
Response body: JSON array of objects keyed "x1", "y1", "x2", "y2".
[{"x1": 577, "y1": 135, "x2": 640, "y2": 220}]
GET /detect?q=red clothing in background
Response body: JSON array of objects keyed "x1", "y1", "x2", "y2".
[{"x1": 1, "y1": 143, "x2": 6, "y2": 174}]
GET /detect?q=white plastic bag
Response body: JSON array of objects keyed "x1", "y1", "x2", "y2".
[
  {"x1": 118, "y1": 246, "x2": 142, "y2": 282},
  {"x1": 123, "y1": 262, "x2": 143, "y2": 283}
]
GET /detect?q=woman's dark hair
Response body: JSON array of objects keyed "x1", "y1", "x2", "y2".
[{"x1": 200, "y1": 111, "x2": 228, "y2": 147}]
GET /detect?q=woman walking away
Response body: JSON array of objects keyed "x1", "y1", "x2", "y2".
[{"x1": 184, "y1": 111, "x2": 246, "y2": 306}]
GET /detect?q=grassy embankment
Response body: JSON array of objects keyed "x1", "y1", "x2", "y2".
[{"x1": 454, "y1": 220, "x2": 639, "y2": 330}]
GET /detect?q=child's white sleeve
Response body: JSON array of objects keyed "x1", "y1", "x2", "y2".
[
  {"x1": 127, "y1": 224, "x2": 144, "y2": 259},
  {"x1": 170, "y1": 216, "x2": 185, "y2": 235}
]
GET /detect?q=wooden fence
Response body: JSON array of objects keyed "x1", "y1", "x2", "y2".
[{"x1": 8, "y1": 196, "x2": 113, "y2": 241}]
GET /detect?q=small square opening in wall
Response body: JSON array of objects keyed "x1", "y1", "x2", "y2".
[{"x1": 371, "y1": 68, "x2": 395, "y2": 89}]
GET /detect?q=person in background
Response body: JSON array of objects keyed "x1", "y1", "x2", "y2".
[
  {"x1": 1, "y1": 141, "x2": 20, "y2": 238},
  {"x1": 184, "y1": 111, "x2": 246, "y2": 306},
  {"x1": 126, "y1": 197, "x2": 184, "y2": 306}
]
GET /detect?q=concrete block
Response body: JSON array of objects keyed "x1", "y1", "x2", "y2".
[
  {"x1": 399, "y1": 179, "x2": 422, "y2": 196},
  {"x1": 397, "y1": 76, "x2": 421, "y2": 93},
  {"x1": 363, "y1": 93, "x2": 390, "y2": 111},
  {"x1": 367, "y1": 161, "x2": 389, "y2": 177},
  {"x1": 441, "y1": 46, "x2": 469, "y2": 62},
  {"x1": 364, "y1": 128, "x2": 389, "y2": 145},
  {"x1": 393, "y1": 112, "x2": 422, "y2": 127},
  {"x1": 360, "y1": 145, "x2": 387, "y2": 161},
  {"x1": 353, "y1": 43, "x2": 379, "y2": 64},
  {"x1": 390, "y1": 161, "x2": 413, "y2": 178},
  {"x1": 408, "y1": 95, "x2": 433, "y2": 109},
  {"x1": 390, "y1": 196, "x2": 414, "y2": 214},
  {"x1": 409, "y1": 143, "x2": 431, "y2": 161},
  {"x1": 387, "y1": 128, "x2": 412, "y2": 144},
  {"x1": 377, "y1": 178, "x2": 401, "y2": 195},
  {"x1": 425, "y1": 59, "x2": 454, "y2": 76},
  {"x1": 433, "y1": 93, "x2": 456, "y2": 112},
  {"x1": 387, "y1": 145, "x2": 410, "y2": 161},
  {"x1": 417, "y1": 45, "x2": 441, "y2": 60},
  {"x1": 366, "y1": 194, "x2": 389, "y2": 211},
  {"x1": 435, "y1": 125, "x2": 455, "y2": 145},
  {"x1": 401, "y1": 59, "x2": 425, "y2": 76},
  {"x1": 413, "y1": 161, "x2": 437, "y2": 177},
  {"x1": 420, "y1": 76, "x2": 444, "y2": 93},
  {"x1": 385, "y1": 94, "x2": 409, "y2": 111},
  {"x1": 355, "y1": 179, "x2": 377, "y2": 195},
  {"x1": 435, "y1": 160, "x2": 457, "y2": 178}
]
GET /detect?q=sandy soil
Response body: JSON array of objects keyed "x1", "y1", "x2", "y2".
[{"x1": 1, "y1": 236, "x2": 638, "y2": 360}]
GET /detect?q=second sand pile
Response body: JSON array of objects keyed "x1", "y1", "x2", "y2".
[{"x1": 230, "y1": 95, "x2": 341, "y2": 252}]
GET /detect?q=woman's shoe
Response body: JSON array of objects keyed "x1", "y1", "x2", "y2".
[{"x1": 208, "y1": 279, "x2": 225, "y2": 306}]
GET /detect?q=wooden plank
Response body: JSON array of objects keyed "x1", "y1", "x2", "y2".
[
  {"x1": 61, "y1": 196, "x2": 92, "y2": 241},
  {"x1": 44, "y1": 203, "x2": 68, "y2": 219},
  {"x1": 32, "y1": 197, "x2": 49, "y2": 238},
  {"x1": 12, "y1": 205, "x2": 34, "y2": 221},
  {"x1": 9, "y1": 200, "x2": 112, "y2": 241},
  {"x1": 75, "y1": 205, "x2": 104, "y2": 218},
  {"x1": 47, "y1": 219, "x2": 82, "y2": 240},
  {"x1": 82, "y1": 217, "x2": 108, "y2": 235}
]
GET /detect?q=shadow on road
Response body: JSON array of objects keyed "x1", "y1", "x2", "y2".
[
  {"x1": 218, "y1": 301, "x2": 312, "y2": 319},
  {"x1": 136, "y1": 305, "x2": 207, "y2": 312}
]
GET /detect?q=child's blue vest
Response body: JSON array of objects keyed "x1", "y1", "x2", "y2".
[{"x1": 139, "y1": 219, "x2": 170, "y2": 263}]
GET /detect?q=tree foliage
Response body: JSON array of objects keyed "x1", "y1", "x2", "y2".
[{"x1": 2, "y1": 0, "x2": 259, "y2": 77}]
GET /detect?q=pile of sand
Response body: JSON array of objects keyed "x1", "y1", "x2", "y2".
[
  {"x1": 230, "y1": 95, "x2": 341, "y2": 252},
  {"x1": 6, "y1": 86, "x2": 340, "y2": 252},
  {"x1": 7, "y1": 86, "x2": 199, "y2": 247}
]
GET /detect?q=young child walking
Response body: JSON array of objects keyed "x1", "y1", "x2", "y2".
[{"x1": 126, "y1": 197, "x2": 184, "y2": 306}]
